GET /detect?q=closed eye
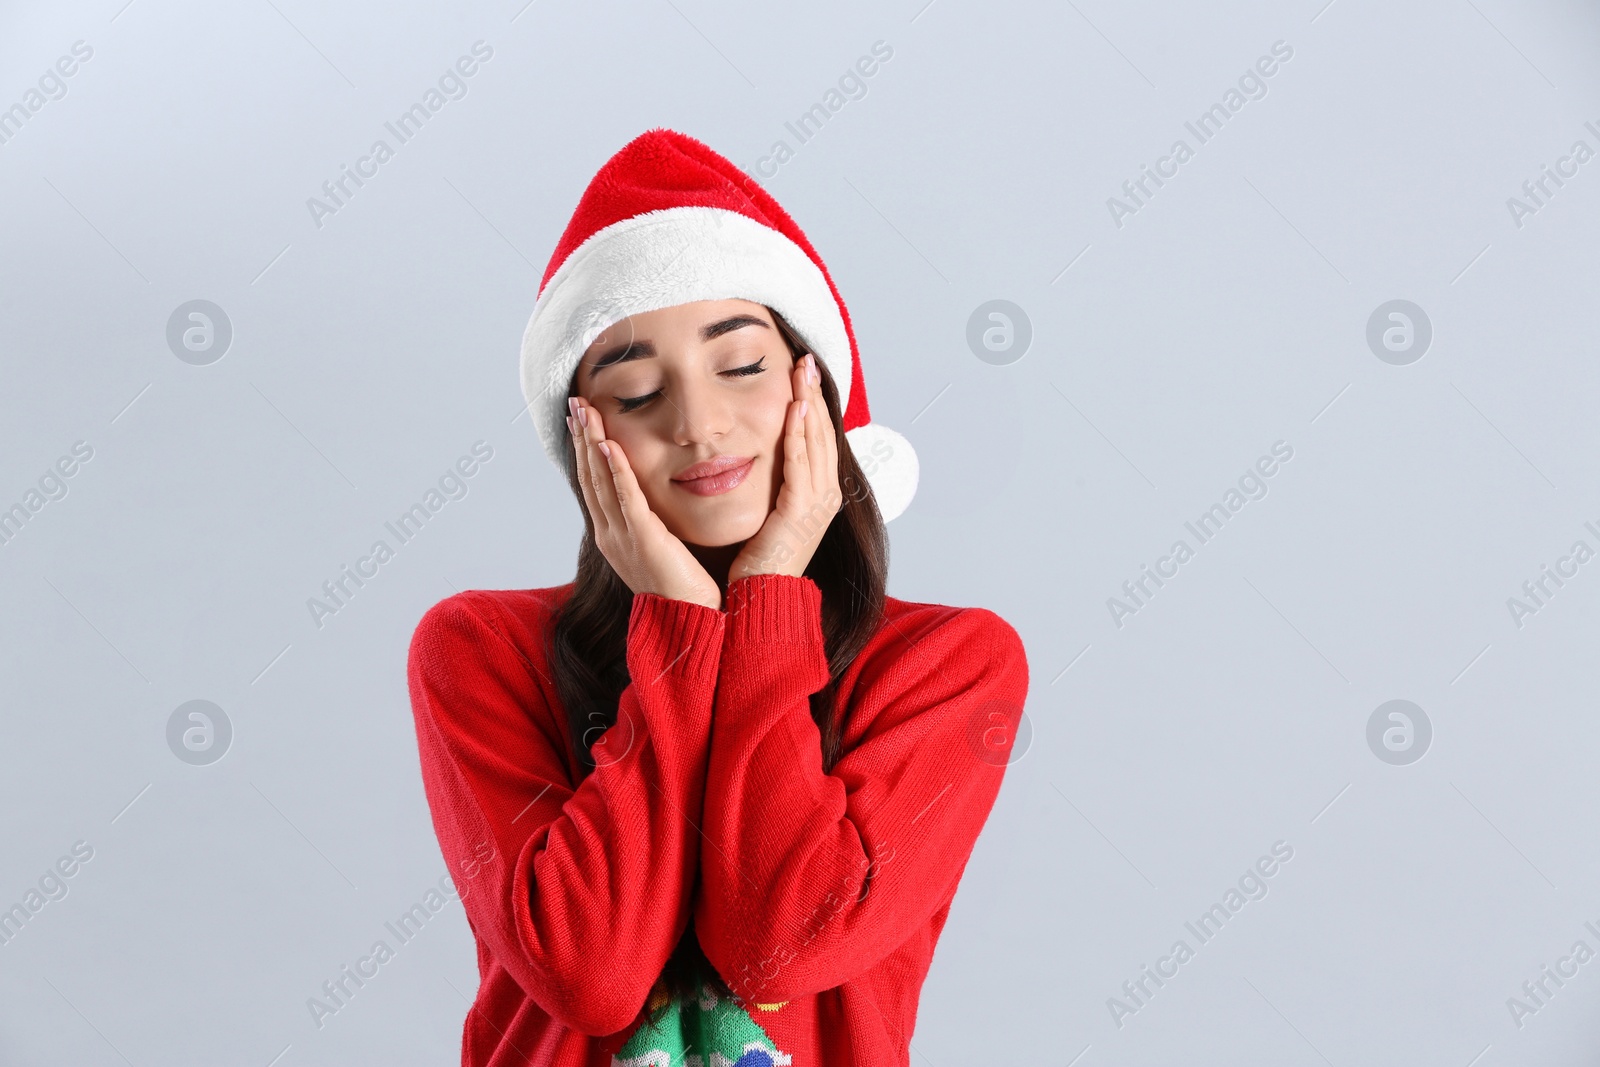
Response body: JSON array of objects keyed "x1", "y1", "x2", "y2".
[{"x1": 613, "y1": 357, "x2": 768, "y2": 413}]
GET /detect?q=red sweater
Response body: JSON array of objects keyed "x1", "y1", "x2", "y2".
[{"x1": 406, "y1": 572, "x2": 1029, "y2": 1066}]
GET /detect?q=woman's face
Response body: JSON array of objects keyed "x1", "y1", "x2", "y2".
[{"x1": 572, "y1": 298, "x2": 800, "y2": 548}]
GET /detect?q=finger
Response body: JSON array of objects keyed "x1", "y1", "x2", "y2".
[
  {"x1": 801, "y1": 355, "x2": 836, "y2": 502},
  {"x1": 578, "y1": 399, "x2": 625, "y2": 532},
  {"x1": 603, "y1": 437, "x2": 648, "y2": 529},
  {"x1": 792, "y1": 355, "x2": 818, "y2": 492},
  {"x1": 569, "y1": 401, "x2": 607, "y2": 531},
  {"x1": 804, "y1": 355, "x2": 830, "y2": 493},
  {"x1": 783, "y1": 391, "x2": 812, "y2": 500},
  {"x1": 789, "y1": 355, "x2": 808, "y2": 418}
]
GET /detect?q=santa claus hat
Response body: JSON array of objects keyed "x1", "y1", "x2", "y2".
[{"x1": 519, "y1": 127, "x2": 919, "y2": 522}]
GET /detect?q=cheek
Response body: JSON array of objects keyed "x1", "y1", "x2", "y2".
[
  {"x1": 608, "y1": 426, "x2": 670, "y2": 488},
  {"x1": 748, "y1": 379, "x2": 796, "y2": 446}
]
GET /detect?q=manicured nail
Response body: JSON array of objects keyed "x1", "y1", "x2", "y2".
[
  {"x1": 598, "y1": 441, "x2": 610, "y2": 458},
  {"x1": 566, "y1": 415, "x2": 574, "y2": 435},
  {"x1": 578, "y1": 406, "x2": 588, "y2": 427},
  {"x1": 568, "y1": 396, "x2": 577, "y2": 416},
  {"x1": 799, "y1": 399, "x2": 808, "y2": 418}
]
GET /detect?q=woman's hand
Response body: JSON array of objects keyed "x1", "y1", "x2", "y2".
[
  {"x1": 728, "y1": 352, "x2": 842, "y2": 583},
  {"x1": 569, "y1": 396, "x2": 724, "y2": 611}
]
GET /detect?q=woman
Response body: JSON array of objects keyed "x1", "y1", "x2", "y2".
[{"x1": 407, "y1": 128, "x2": 1029, "y2": 1066}]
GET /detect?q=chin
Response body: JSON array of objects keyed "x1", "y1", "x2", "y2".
[
  {"x1": 674, "y1": 513, "x2": 766, "y2": 548},
  {"x1": 660, "y1": 494, "x2": 768, "y2": 548},
  {"x1": 656, "y1": 472, "x2": 774, "y2": 548}
]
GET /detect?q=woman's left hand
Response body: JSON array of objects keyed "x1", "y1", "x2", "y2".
[{"x1": 728, "y1": 352, "x2": 843, "y2": 582}]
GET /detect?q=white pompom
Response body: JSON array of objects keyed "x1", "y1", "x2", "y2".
[{"x1": 844, "y1": 422, "x2": 919, "y2": 523}]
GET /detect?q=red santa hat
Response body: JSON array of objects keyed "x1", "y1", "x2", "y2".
[{"x1": 519, "y1": 127, "x2": 919, "y2": 522}]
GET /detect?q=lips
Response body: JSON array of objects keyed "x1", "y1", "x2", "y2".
[{"x1": 671, "y1": 455, "x2": 754, "y2": 497}]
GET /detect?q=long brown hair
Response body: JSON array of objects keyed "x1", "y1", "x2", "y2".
[{"x1": 545, "y1": 306, "x2": 889, "y2": 1019}]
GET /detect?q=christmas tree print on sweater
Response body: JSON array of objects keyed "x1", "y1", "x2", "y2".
[{"x1": 613, "y1": 980, "x2": 792, "y2": 1067}]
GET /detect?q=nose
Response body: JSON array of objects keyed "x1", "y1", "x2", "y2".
[{"x1": 670, "y1": 371, "x2": 733, "y2": 448}]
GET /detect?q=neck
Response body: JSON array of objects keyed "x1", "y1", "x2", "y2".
[
  {"x1": 688, "y1": 542, "x2": 743, "y2": 598},
  {"x1": 684, "y1": 543, "x2": 739, "y2": 601}
]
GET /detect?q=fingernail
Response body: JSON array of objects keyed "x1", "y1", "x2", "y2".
[
  {"x1": 568, "y1": 396, "x2": 577, "y2": 416},
  {"x1": 566, "y1": 415, "x2": 574, "y2": 435},
  {"x1": 799, "y1": 399, "x2": 808, "y2": 418},
  {"x1": 598, "y1": 441, "x2": 610, "y2": 458},
  {"x1": 578, "y1": 406, "x2": 588, "y2": 427}
]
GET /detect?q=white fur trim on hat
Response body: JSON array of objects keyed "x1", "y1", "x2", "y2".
[
  {"x1": 522, "y1": 206, "x2": 847, "y2": 456},
  {"x1": 520, "y1": 205, "x2": 920, "y2": 521}
]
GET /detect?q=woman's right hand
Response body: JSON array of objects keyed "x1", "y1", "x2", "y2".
[{"x1": 569, "y1": 395, "x2": 723, "y2": 611}]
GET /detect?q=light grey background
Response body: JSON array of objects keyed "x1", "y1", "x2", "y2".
[{"x1": 3, "y1": 0, "x2": 1599, "y2": 1063}]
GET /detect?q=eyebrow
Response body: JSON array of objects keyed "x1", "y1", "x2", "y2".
[{"x1": 585, "y1": 314, "x2": 772, "y2": 381}]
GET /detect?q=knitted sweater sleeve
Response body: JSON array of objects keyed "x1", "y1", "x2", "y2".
[
  {"x1": 406, "y1": 590, "x2": 724, "y2": 1036},
  {"x1": 695, "y1": 573, "x2": 1030, "y2": 1004}
]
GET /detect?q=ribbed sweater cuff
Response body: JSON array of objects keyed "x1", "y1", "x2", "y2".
[
  {"x1": 627, "y1": 593, "x2": 725, "y2": 682},
  {"x1": 724, "y1": 573, "x2": 824, "y2": 645}
]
